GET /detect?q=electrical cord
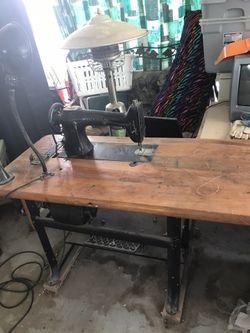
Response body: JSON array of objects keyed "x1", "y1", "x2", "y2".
[
  {"x1": 48, "y1": 103, "x2": 65, "y2": 157},
  {"x1": 49, "y1": 127, "x2": 59, "y2": 157},
  {"x1": 0, "y1": 251, "x2": 46, "y2": 333},
  {"x1": 51, "y1": 132, "x2": 58, "y2": 156},
  {"x1": 4, "y1": 175, "x2": 45, "y2": 199}
]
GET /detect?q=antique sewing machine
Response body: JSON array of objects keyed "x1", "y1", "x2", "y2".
[{"x1": 48, "y1": 100, "x2": 157, "y2": 163}]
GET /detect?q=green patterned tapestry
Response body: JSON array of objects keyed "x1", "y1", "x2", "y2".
[{"x1": 54, "y1": 0, "x2": 201, "y2": 68}]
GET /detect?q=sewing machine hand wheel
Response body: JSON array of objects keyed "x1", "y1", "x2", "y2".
[{"x1": 48, "y1": 103, "x2": 64, "y2": 134}]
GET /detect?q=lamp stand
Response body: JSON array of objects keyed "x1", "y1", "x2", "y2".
[
  {"x1": 0, "y1": 164, "x2": 14, "y2": 185},
  {"x1": 91, "y1": 45, "x2": 126, "y2": 113}
]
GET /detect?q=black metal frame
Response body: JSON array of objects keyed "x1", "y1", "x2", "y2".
[{"x1": 32, "y1": 213, "x2": 189, "y2": 316}]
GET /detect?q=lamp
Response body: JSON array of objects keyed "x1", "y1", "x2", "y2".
[
  {"x1": 62, "y1": 13, "x2": 147, "y2": 113},
  {"x1": 0, "y1": 22, "x2": 52, "y2": 184}
]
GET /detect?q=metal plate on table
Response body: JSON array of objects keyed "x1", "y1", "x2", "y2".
[{"x1": 58, "y1": 143, "x2": 158, "y2": 163}]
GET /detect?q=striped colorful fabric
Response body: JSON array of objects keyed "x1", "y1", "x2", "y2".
[{"x1": 151, "y1": 10, "x2": 216, "y2": 134}]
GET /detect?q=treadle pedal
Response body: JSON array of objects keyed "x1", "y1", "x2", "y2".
[{"x1": 85, "y1": 235, "x2": 141, "y2": 253}]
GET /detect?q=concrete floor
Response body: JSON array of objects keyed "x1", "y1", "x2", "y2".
[{"x1": 1, "y1": 202, "x2": 250, "y2": 333}]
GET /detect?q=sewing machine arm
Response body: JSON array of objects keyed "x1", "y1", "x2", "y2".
[{"x1": 49, "y1": 101, "x2": 145, "y2": 158}]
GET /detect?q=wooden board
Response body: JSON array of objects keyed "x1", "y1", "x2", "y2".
[{"x1": 1, "y1": 135, "x2": 250, "y2": 225}]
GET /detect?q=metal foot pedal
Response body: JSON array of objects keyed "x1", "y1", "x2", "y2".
[{"x1": 85, "y1": 234, "x2": 141, "y2": 253}]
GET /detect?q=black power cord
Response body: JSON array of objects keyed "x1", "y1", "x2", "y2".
[
  {"x1": 3, "y1": 175, "x2": 46, "y2": 199},
  {"x1": 0, "y1": 251, "x2": 46, "y2": 333}
]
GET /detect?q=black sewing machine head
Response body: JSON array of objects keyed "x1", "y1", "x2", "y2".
[{"x1": 49, "y1": 100, "x2": 146, "y2": 160}]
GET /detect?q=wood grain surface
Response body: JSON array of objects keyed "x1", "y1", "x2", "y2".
[{"x1": 1, "y1": 135, "x2": 250, "y2": 225}]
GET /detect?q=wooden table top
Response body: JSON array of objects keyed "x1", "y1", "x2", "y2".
[{"x1": 1, "y1": 135, "x2": 250, "y2": 225}]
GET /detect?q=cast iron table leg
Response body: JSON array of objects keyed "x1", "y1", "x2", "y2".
[
  {"x1": 166, "y1": 216, "x2": 181, "y2": 315},
  {"x1": 34, "y1": 218, "x2": 60, "y2": 285},
  {"x1": 181, "y1": 219, "x2": 190, "y2": 251}
]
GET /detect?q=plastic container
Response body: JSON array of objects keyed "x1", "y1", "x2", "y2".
[
  {"x1": 200, "y1": 16, "x2": 250, "y2": 73},
  {"x1": 201, "y1": 0, "x2": 250, "y2": 20},
  {"x1": 111, "y1": 127, "x2": 126, "y2": 137},
  {"x1": 67, "y1": 54, "x2": 133, "y2": 98}
]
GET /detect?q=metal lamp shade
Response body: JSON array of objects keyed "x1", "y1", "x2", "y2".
[{"x1": 61, "y1": 14, "x2": 147, "y2": 49}]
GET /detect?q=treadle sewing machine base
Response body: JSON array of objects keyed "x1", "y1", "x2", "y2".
[{"x1": 31, "y1": 214, "x2": 191, "y2": 324}]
